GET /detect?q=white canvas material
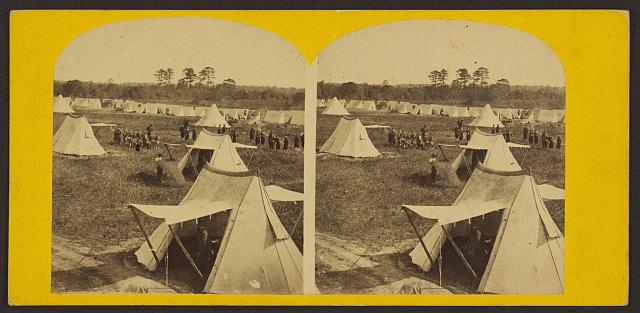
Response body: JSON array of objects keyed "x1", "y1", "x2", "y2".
[
  {"x1": 53, "y1": 114, "x2": 106, "y2": 156},
  {"x1": 53, "y1": 95, "x2": 75, "y2": 113},
  {"x1": 405, "y1": 163, "x2": 564, "y2": 294},
  {"x1": 320, "y1": 116, "x2": 381, "y2": 158},
  {"x1": 321, "y1": 97, "x2": 350, "y2": 115},
  {"x1": 468, "y1": 104, "x2": 505, "y2": 128},
  {"x1": 131, "y1": 167, "x2": 303, "y2": 294},
  {"x1": 195, "y1": 104, "x2": 229, "y2": 127}
]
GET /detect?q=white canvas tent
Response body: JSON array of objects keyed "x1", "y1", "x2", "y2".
[
  {"x1": 317, "y1": 99, "x2": 327, "y2": 108},
  {"x1": 320, "y1": 116, "x2": 380, "y2": 158},
  {"x1": 134, "y1": 103, "x2": 147, "y2": 114},
  {"x1": 181, "y1": 106, "x2": 196, "y2": 117},
  {"x1": 432, "y1": 104, "x2": 445, "y2": 116},
  {"x1": 177, "y1": 130, "x2": 248, "y2": 173},
  {"x1": 536, "y1": 109, "x2": 564, "y2": 123},
  {"x1": 458, "y1": 107, "x2": 471, "y2": 117},
  {"x1": 403, "y1": 163, "x2": 564, "y2": 294},
  {"x1": 321, "y1": 97, "x2": 350, "y2": 116},
  {"x1": 122, "y1": 102, "x2": 137, "y2": 113},
  {"x1": 130, "y1": 166, "x2": 303, "y2": 294},
  {"x1": 346, "y1": 100, "x2": 362, "y2": 110},
  {"x1": 53, "y1": 114, "x2": 106, "y2": 156},
  {"x1": 53, "y1": 95, "x2": 75, "y2": 113},
  {"x1": 195, "y1": 104, "x2": 229, "y2": 128},
  {"x1": 419, "y1": 104, "x2": 433, "y2": 115},
  {"x1": 263, "y1": 110, "x2": 290, "y2": 124},
  {"x1": 396, "y1": 102, "x2": 410, "y2": 114},
  {"x1": 166, "y1": 105, "x2": 184, "y2": 116},
  {"x1": 360, "y1": 100, "x2": 376, "y2": 111},
  {"x1": 385, "y1": 101, "x2": 399, "y2": 111},
  {"x1": 289, "y1": 110, "x2": 305, "y2": 125},
  {"x1": 468, "y1": 104, "x2": 504, "y2": 128},
  {"x1": 450, "y1": 129, "x2": 528, "y2": 172},
  {"x1": 468, "y1": 107, "x2": 481, "y2": 117},
  {"x1": 444, "y1": 106, "x2": 459, "y2": 117},
  {"x1": 246, "y1": 111, "x2": 262, "y2": 125},
  {"x1": 339, "y1": 99, "x2": 347, "y2": 108}
]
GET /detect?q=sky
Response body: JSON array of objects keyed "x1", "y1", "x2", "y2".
[
  {"x1": 318, "y1": 19, "x2": 565, "y2": 87},
  {"x1": 55, "y1": 17, "x2": 306, "y2": 88}
]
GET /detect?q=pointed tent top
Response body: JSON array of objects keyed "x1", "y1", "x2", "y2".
[
  {"x1": 195, "y1": 103, "x2": 230, "y2": 128},
  {"x1": 53, "y1": 95, "x2": 75, "y2": 113},
  {"x1": 468, "y1": 104, "x2": 504, "y2": 128},
  {"x1": 321, "y1": 98, "x2": 350, "y2": 116}
]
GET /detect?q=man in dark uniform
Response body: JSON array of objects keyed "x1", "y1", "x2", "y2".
[{"x1": 283, "y1": 135, "x2": 289, "y2": 150}]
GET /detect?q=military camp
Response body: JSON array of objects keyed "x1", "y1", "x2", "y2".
[
  {"x1": 314, "y1": 18, "x2": 565, "y2": 295},
  {"x1": 51, "y1": 17, "x2": 306, "y2": 295}
]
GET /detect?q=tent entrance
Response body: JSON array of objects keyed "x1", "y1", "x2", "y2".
[
  {"x1": 405, "y1": 208, "x2": 503, "y2": 291},
  {"x1": 182, "y1": 149, "x2": 215, "y2": 178},
  {"x1": 161, "y1": 211, "x2": 231, "y2": 293}
]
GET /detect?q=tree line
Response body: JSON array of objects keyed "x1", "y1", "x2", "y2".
[{"x1": 319, "y1": 67, "x2": 565, "y2": 109}]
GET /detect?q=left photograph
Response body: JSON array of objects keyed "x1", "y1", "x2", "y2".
[{"x1": 51, "y1": 17, "x2": 305, "y2": 294}]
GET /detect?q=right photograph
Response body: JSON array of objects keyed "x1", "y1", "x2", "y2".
[{"x1": 315, "y1": 19, "x2": 565, "y2": 295}]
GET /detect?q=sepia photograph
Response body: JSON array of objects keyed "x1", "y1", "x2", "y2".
[
  {"x1": 51, "y1": 17, "x2": 305, "y2": 294},
  {"x1": 315, "y1": 19, "x2": 565, "y2": 294}
]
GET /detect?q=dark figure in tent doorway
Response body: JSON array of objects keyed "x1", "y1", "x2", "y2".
[
  {"x1": 195, "y1": 223, "x2": 210, "y2": 272},
  {"x1": 191, "y1": 130, "x2": 197, "y2": 141},
  {"x1": 155, "y1": 153, "x2": 163, "y2": 182},
  {"x1": 300, "y1": 133, "x2": 304, "y2": 148},
  {"x1": 217, "y1": 126, "x2": 222, "y2": 134},
  {"x1": 249, "y1": 127, "x2": 255, "y2": 141},
  {"x1": 294, "y1": 134, "x2": 300, "y2": 150},
  {"x1": 255, "y1": 132, "x2": 260, "y2": 146},
  {"x1": 556, "y1": 135, "x2": 562, "y2": 149},
  {"x1": 275, "y1": 137, "x2": 281, "y2": 150},
  {"x1": 429, "y1": 154, "x2": 438, "y2": 183},
  {"x1": 222, "y1": 125, "x2": 227, "y2": 134},
  {"x1": 179, "y1": 124, "x2": 187, "y2": 140},
  {"x1": 283, "y1": 136, "x2": 289, "y2": 150}
]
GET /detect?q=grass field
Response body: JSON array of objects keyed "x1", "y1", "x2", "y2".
[
  {"x1": 315, "y1": 109, "x2": 565, "y2": 294},
  {"x1": 52, "y1": 107, "x2": 303, "y2": 292}
]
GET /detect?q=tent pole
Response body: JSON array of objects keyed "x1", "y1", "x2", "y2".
[
  {"x1": 129, "y1": 207, "x2": 161, "y2": 266},
  {"x1": 457, "y1": 146, "x2": 472, "y2": 176},
  {"x1": 164, "y1": 144, "x2": 174, "y2": 160},
  {"x1": 289, "y1": 207, "x2": 304, "y2": 238},
  {"x1": 166, "y1": 224, "x2": 204, "y2": 279},
  {"x1": 441, "y1": 225, "x2": 478, "y2": 279},
  {"x1": 520, "y1": 148, "x2": 529, "y2": 167},
  {"x1": 402, "y1": 207, "x2": 435, "y2": 267},
  {"x1": 438, "y1": 144, "x2": 448, "y2": 161}
]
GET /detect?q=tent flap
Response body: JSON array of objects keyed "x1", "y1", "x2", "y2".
[{"x1": 403, "y1": 200, "x2": 504, "y2": 225}]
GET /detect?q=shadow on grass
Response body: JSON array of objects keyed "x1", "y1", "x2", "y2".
[
  {"x1": 128, "y1": 171, "x2": 184, "y2": 188},
  {"x1": 316, "y1": 248, "x2": 476, "y2": 295}
]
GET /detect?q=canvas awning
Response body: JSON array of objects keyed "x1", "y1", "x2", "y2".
[
  {"x1": 403, "y1": 200, "x2": 504, "y2": 225},
  {"x1": 129, "y1": 200, "x2": 232, "y2": 224},
  {"x1": 90, "y1": 123, "x2": 117, "y2": 127},
  {"x1": 460, "y1": 142, "x2": 530, "y2": 150},
  {"x1": 538, "y1": 184, "x2": 565, "y2": 200},
  {"x1": 364, "y1": 125, "x2": 391, "y2": 129},
  {"x1": 265, "y1": 185, "x2": 304, "y2": 202},
  {"x1": 185, "y1": 142, "x2": 257, "y2": 150},
  {"x1": 234, "y1": 143, "x2": 258, "y2": 149}
]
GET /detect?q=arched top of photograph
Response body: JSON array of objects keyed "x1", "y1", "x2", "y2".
[
  {"x1": 54, "y1": 16, "x2": 305, "y2": 111},
  {"x1": 317, "y1": 19, "x2": 565, "y2": 110}
]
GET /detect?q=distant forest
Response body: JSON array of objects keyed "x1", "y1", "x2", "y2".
[{"x1": 318, "y1": 67, "x2": 565, "y2": 109}]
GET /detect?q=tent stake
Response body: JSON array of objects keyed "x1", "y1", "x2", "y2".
[
  {"x1": 441, "y1": 225, "x2": 478, "y2": 279},
  {"x1": 402, "y1": 207, "x2": 435, "y2": 267},
  {"x1": 130, "y1": 207, "x2": 161, "y2": 266},
  {"x1": 167, "y1": 224, "x2": 204, "y2": 279}
]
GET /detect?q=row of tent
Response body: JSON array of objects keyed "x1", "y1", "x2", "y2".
[
  {"x1": 317, "y1": 97, "x2": 565, "y2": 123},
  {"x1": 262, "y1": 110, "x2": 305, "y2": 125},
  {"x1": 53, "y1": 113, "x2": 303, "y2": 293}
]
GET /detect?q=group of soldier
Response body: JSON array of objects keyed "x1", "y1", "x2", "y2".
[
  {"x1": 113, "y1": 124, "x2": 159, "y2": 151},
  {"x1": 249, "y1": 127, "x2": 304, "y2": 151}
]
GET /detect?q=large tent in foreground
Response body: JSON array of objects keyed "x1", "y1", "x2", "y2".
[
  {"x1": 53, "y1": 95, "x2": 75, "y2": 113},
  {"x1": 449, "y1": 129, "x2": 529, "y2": 173},
  {"x1": 403, "y1": 163, "x2": 564, "y2": 294},
  {"x1": 195, "y1": 104, "x2": 229, "y2": 128},
  {"x1": 130, "y1": 166, "x2": 303, "y2": 294},
  {"x1": 468, "y1": 104, "x2": 504, "y2": 128},
  {"x1": 321, "y1": 97, "x2": 350, "y2": 116},
  {"x1": 53, "y1": 113, "x2": 106, "y2": 156},
  {"x1": 320, "y1": 116, "x2": 380, "y2": 158},
  {"x1": 177, "y1": 130, "x2": 250, "y2": 173}
]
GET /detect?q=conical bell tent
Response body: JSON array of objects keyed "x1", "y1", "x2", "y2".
[
  {"x1": 195, "y1": 104, "x2": 229, "y2": 128},
  {"x1": 53, "y1": 113, "x2": 106, "y2": 156},
  {"x1": 403, "y1": 163, "x2": 564, "y2": 294},
  {"x1": 320, "y1": 116, "x2": 380, "y2": 158},
  {"x1": 130, "y1": 166, "x2": 303, "y2": 294}
]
